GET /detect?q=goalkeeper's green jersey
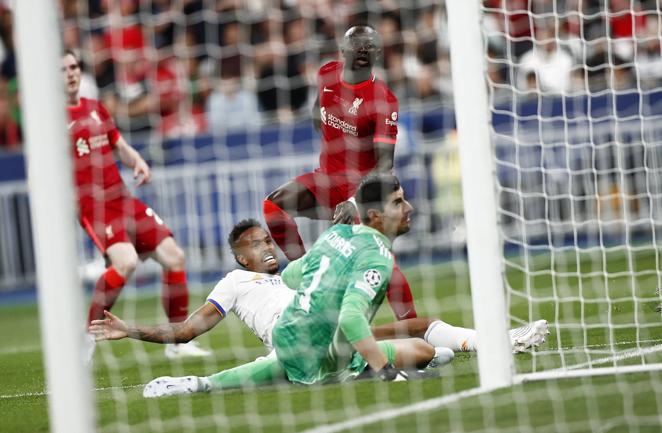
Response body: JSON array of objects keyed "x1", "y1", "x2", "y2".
[{"x1": 272, "y1": 224, "x2": 394, "y2": 384}]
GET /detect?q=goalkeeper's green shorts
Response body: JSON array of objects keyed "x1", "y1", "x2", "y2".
[{"x1": 278, "y1": 340, "x2": 397, "y2": 385}]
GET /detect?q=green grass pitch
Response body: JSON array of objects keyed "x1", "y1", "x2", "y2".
[{"x1": 2, "y1": 248, "x2": 662, "y2": 432}]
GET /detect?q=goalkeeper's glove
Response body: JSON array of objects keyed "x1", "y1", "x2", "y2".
[{"x1": 377, "y1": 363, "x2": 409, "y2": 382}]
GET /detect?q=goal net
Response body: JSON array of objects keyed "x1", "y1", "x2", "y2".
[{"x1": 480, "y1": 0, "x2": 662, "y2": 378}]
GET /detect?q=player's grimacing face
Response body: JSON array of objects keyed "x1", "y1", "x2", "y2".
[
  {"x1": 235, "y1": 227, "x2": 279, "y2": 274},
  {"x1": 380, "y1": 187, "x2": 413, "y2": 238},
  {"x1": 62, "y1": 54, "x2": 81, "y2": 98}
]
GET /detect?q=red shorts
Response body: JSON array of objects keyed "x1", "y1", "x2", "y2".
[
  {"x1": 293, "y1": 170, "x2": 361, "y2": 213},
  {"x1": 79, "y1": 196, "x2": 173, "y2": 255}
]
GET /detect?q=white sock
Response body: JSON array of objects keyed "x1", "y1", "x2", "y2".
[{"x1": 424, "y1": 320, "x2": 478, "y2": 352}]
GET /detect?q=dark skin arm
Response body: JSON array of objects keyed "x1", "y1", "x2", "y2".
[
  {"x1": 370, "y1": 317, "x2": 437, "y2": 341},
  {"x1": 89, "y1": 303, "x2": 223, "y2": 344},
  {"x1": 312, "y1": 95, "x2": 321, "y2": 133}
]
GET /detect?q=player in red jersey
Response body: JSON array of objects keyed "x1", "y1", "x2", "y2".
[
  {"x1": 63, "y1": 51, "x2": 210, "y2": 359},
  {"x1": 262, "y1": 26, "x2": 418, "y2": 320}
]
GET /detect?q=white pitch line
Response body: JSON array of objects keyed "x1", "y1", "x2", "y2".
[
  {"x1": 0, "y1": 344, "x2": 40, "y2": 355},
  {"x1": 0, "y1": 383, "x2": 143, "y2": 400},
  {"x1": 300, "y1": 387, "x2": 490, "y2": 433},
  {"x1": 563, "y1": 344, "x2": 662, "y2": 371}
]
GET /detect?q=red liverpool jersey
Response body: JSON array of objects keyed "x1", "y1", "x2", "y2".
[
  {"x1": 317, "y1": 61, "x2": 398, "y2": 177},
  {"x1": 67, "y1": 98, "x2": 123, "y2": 207}
]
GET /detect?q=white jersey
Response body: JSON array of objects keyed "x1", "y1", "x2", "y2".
[{"x1": 206, "y1": 269, "x2": 295, "y2": 349}]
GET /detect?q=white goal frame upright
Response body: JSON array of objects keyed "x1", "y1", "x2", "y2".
[
  {"x1": 14, "y1": 1, "x2": 95, "y2": 432},
  {"x1": 446, "y1": 0, "x2": 662, "y2": 388}
]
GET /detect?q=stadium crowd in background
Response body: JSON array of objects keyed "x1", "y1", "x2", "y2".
[{"x1": 0, "y1": 0, "x2": 661, "y2": 150}]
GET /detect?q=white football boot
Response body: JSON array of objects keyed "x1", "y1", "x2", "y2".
[
  {"x1": 164, "y1": 340, "x2": 212, "y2": 359},
  {"x1": 509, "y1": 319, "x2": 550, "y2": 353},
  {"x1": 143, "y1": 375, "x2": 210, "y2": 398},
  {"x1": 427, "y1": 347, "x2": 455, "y2": 368}
]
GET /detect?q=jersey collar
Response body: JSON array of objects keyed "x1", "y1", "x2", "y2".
[
  {"x1": 340, "y1": 74, "x2": 375, "y2": 90},
  {"x1": 353, "y1": 224, "x2": 392, "y2": 250}
]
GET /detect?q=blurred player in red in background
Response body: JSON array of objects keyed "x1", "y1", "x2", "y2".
[
  {"x1": 62, "y1": 50, "x2": 210, "y2": 360},
  {"x1": 263, "y1": 26, "x2": 417, "y2": 321}
]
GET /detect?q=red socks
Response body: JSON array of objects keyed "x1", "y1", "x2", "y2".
[
  {"x1": 386, "y1": 265, "x2": 418, "y2": 320},
  {"x1": 88, "y1": 267, "x2": 189, "y2": 324},
  {"x1": 162, "y1": 270, "x2": 189, "y2": 323},
  {"x1": 88, "y1": 266, "x2": 125, "y2": 324},
  {"x1": 263, "y1": 199, "x2": 306, "y2": 260}
]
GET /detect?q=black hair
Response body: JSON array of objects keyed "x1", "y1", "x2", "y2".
[
  {"x1": 228, "y1": 218, "x2": 262, "y2": 267},
  {"x1": 355, "y1": 173, "x2": 401, "y2": 224},
  {"x1": 63, "y1": 49, "x2": 79, "y2": 64}
]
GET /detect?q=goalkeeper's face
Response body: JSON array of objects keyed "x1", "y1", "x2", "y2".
[
  {"x1": 234, "y1": 227, "x2": 279, "y2": 275},
  {"x1": 380, "y1": 187, "x2": 413, "y2": 238}
]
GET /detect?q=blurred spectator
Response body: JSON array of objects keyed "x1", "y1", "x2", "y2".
[
  {"x1": 486, "y1": 47, "x2": 510, "y2": 102},
  {"x1": 518, "y1": 25, "x2": 574, "y2": 93},
  {"x1": 0, "y1": 76, "x2": 20, "y2": 149},
  {"x1": 252, "y1": 17, "x2": 286, "y2": 120},
  {"x1": 0, "y1": 5, "x2": 14, "y2": 79},
  {"x1": 635, "y1": 19, "x2": 662, "y2": 90},
  {"x1": 206, "y1": 75, "x2": 261, "y2": 134},
  {"x1": 283, "y1": 15, "x2": 311, "y2": 115},
  {"x1": 145, "y1": 0, "x2": 177, "y2": 50},
  {"x1": 584, "y1": 39, "x2": 610, "y2": 92},
  {"x1": 609, "y1": 0, "x2": 647, "y2": 60},
  {"x1": 484, "y1": 0, "x2": 533, "y2": 59},
  {"x1": 88, "y1": 33, "x2": 116, "y2": 101},
  {"x1": 219, "y1": 19, "x2": 244, "y2": 79},
  {"x1": 379, "y1": 11, "x2": 407, "y2": 99},
  {"x1": 610, "y1": 54, "x2": 636, "y2": 91},
  {"x1": 416, "y1": 5, "x2": 440, "y2": 66}
]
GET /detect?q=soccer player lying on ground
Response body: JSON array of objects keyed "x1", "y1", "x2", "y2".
[
  {"x1": 90, "y1": 218, "x2": 546, "y2": 370},
  {"x1": 62, "y1": 50, "x2": 209, "y2": 360},
  {"x1": 92, "y1": 175, "x2": 548, "y2": 397},
  {"x1": 90, "y1": 218, "x2": 453, "y2": 361},
  {"x1": 263, "y1": 25, "x2": 418, "y2": 322}
]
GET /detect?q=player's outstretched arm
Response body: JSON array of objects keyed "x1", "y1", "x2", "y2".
[
  {"x1": 113, "y1": 136, "x2": 152, "y2": 185},
  {"x1": 90, "y1": 303, "x2": 223, "y2": 344}
]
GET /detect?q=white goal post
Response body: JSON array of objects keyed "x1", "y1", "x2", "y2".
[
  {"x1": 447, "y1": 0, "x2": 662, "y2": 387},
  {"x1": 446, "y1": 0, "x2": 514, "y2": 391},
  {"x1": 14, "y1": 1, "x2": 94, "y2": 432}
]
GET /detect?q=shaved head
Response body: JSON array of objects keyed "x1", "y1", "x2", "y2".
[
  {"x1": 341, "y1": 25, "x2": 382, "y2": 50},
  {"x1": 340, "y1": 25, "x2": 382, "y2": 83}
]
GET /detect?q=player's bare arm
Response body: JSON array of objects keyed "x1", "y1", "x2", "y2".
[
  {"x1": 371, "y1": 317, "x2": 437, "y2": 340},
  {"x1": 374, "y1": 142, "x2": 395, "y2": 173},
  {"x1": 352, "y1": 334, "x2": 389, "y2": 371},
  {"x1": 312, "y1": 96, "x2": 321, "y2": 133},
  {"x1": 113, "y1": 136, "x2": 152, "y2": 185},
  {"x1": 90, "y1": 303, "x2": 223, "y2": 344}
]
